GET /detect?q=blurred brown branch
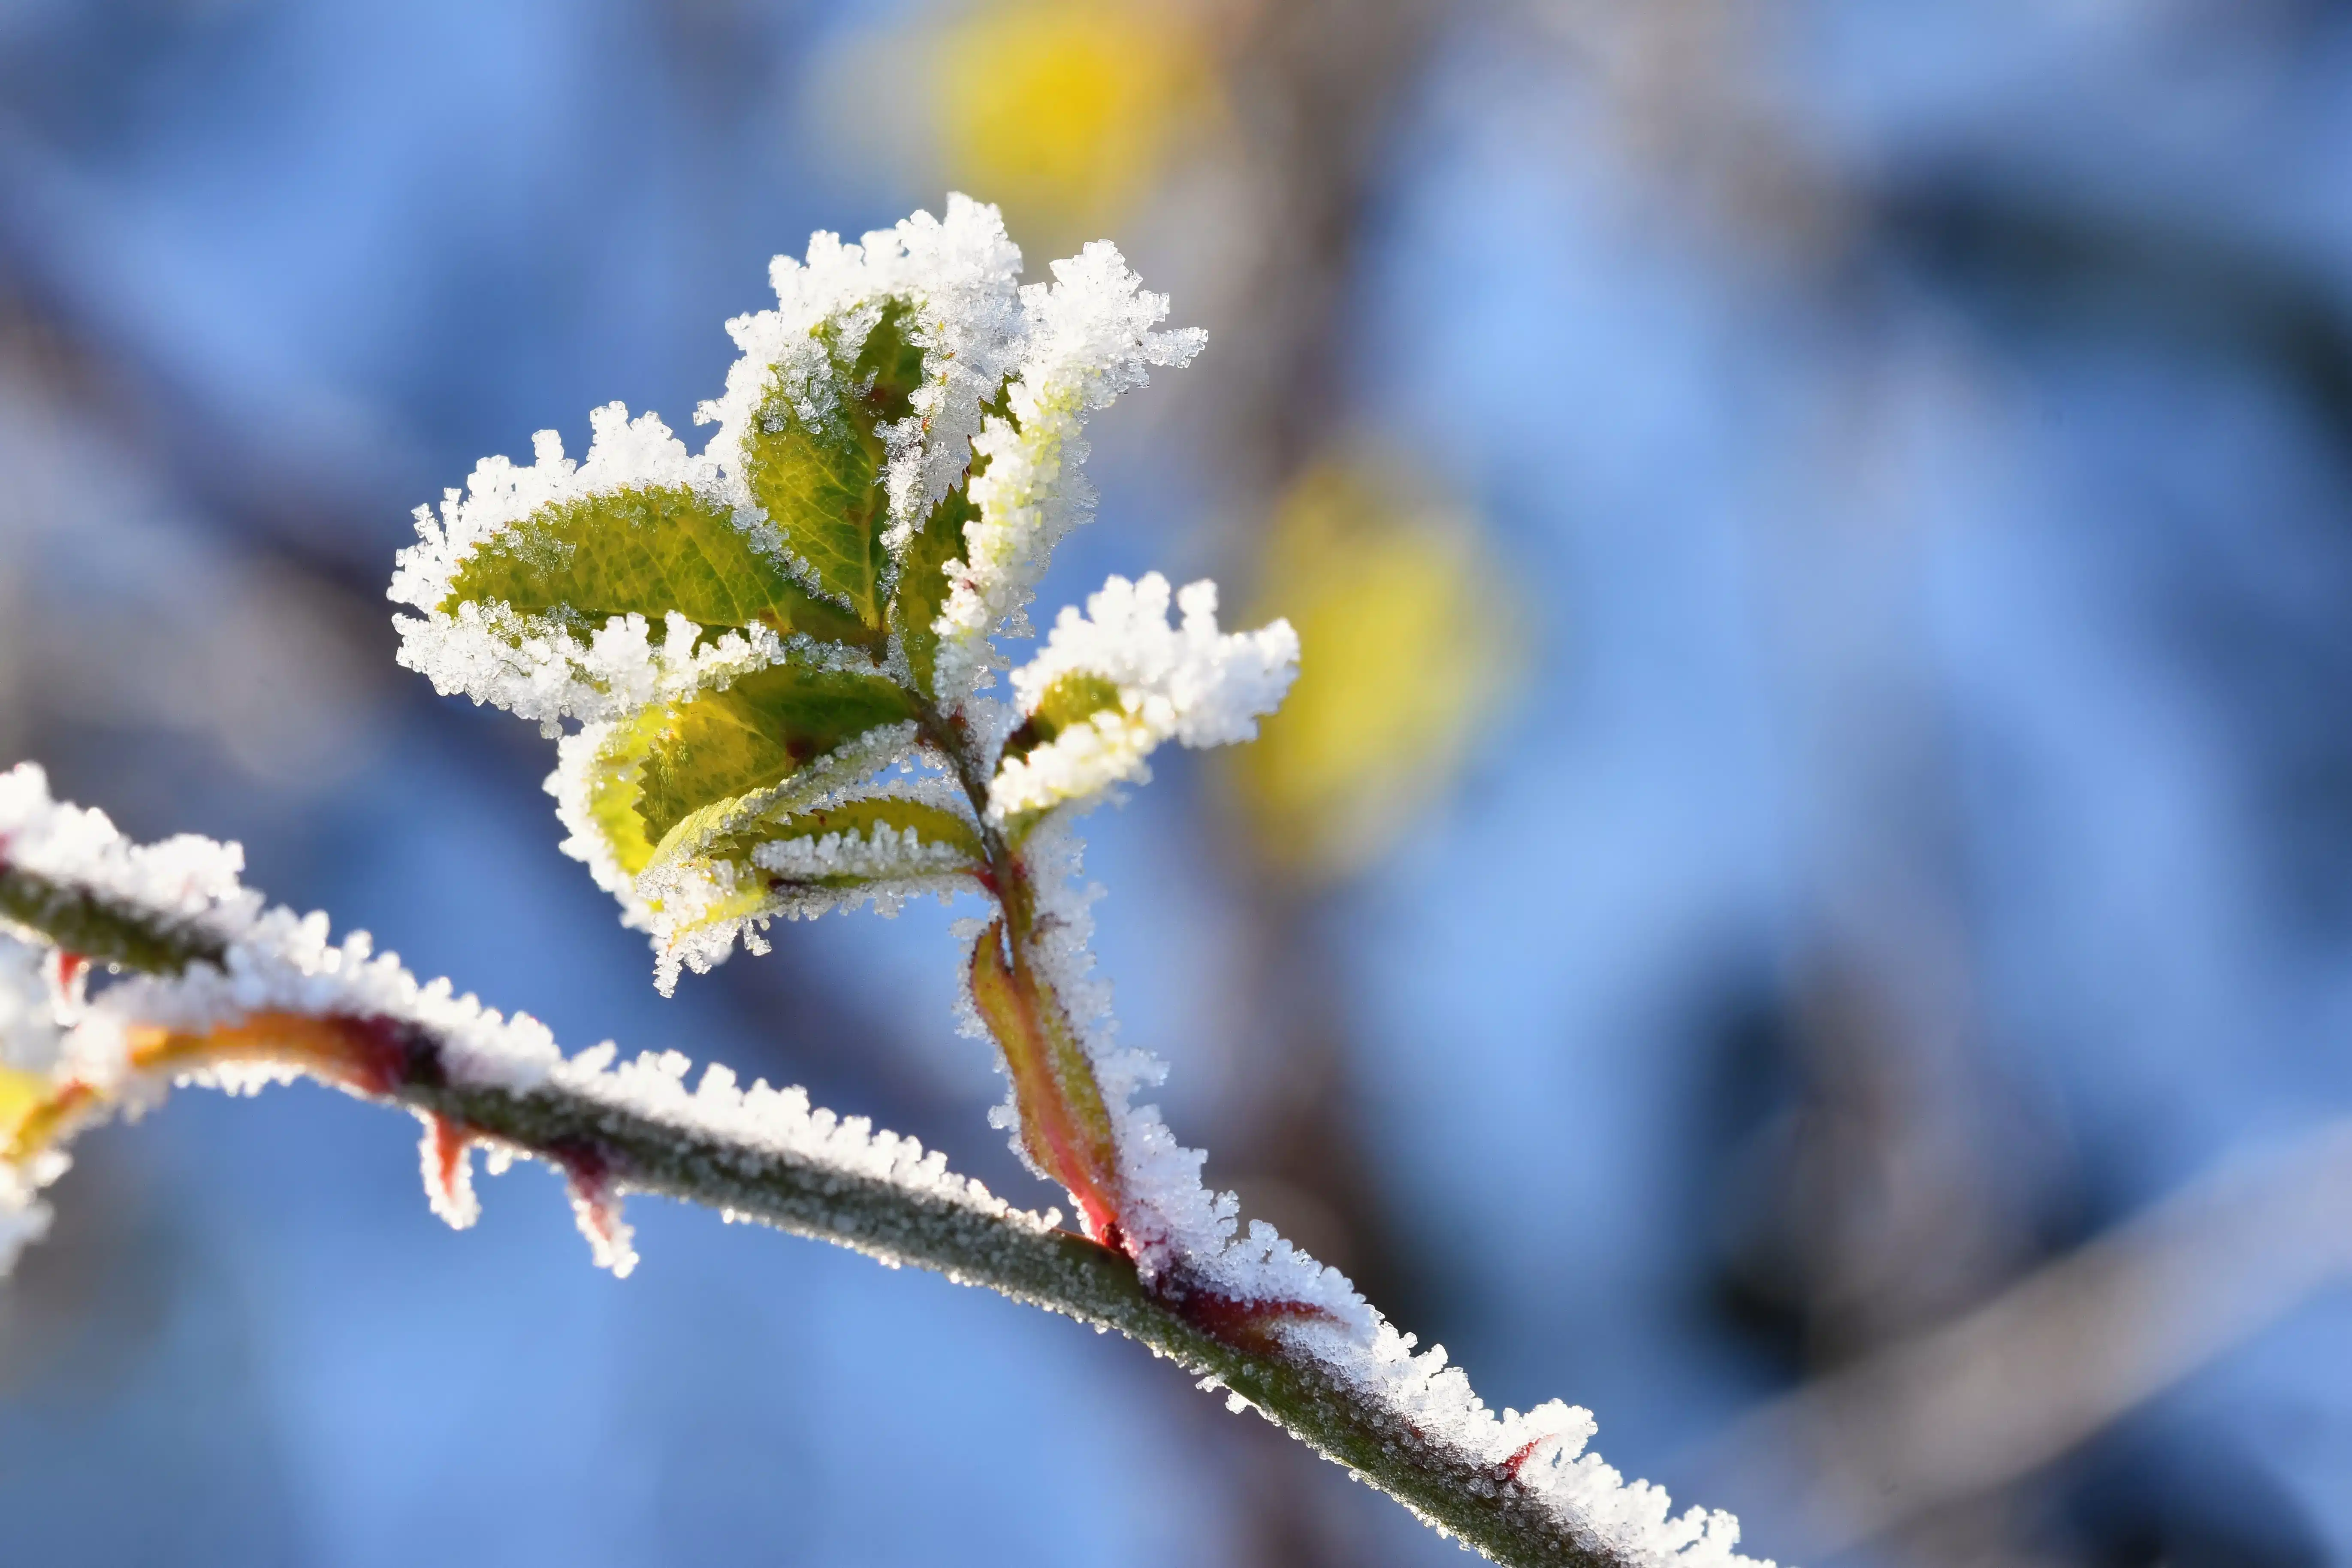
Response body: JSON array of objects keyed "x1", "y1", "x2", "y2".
[{"x1": 1708, "y1": 1119, "x2": 2352, "y2": 1556}]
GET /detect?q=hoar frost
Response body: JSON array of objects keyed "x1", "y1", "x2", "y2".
[
  {"x1": 0, "y1": 762, "x2": 1045, "y2": 1284},
  {"x1": 694, "y1": 196, "x2": 1027, "y2": 566},
  {"x1": 930, "y1": 244, "x2": 1206, "y2": 705},
  {"x1": 10, "y1": 196, "x2": 1797, "y2": 1565},
  {"x1": 389, "y1": 408, "x2": 783, "y2": 733},
  {"x1": 990, "y1": 572, "x2": 1298, "y2": 819},
  {"x1": 386, "y1": 195, "x2": 1233, "y2": 989},
  {"x1": 0, "y1": 763, "x2": 1772, "y2": 1562}
]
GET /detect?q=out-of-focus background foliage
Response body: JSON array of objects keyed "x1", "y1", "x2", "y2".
[{"x1": 3, "y1": 1, "x2": 2352, "y2": 1563}]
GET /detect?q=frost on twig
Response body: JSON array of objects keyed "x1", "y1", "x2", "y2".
[
  {"x1": 387, "y1": 197, "x2": 1215, "y2": 991},
  {"x1": 990, "y1": 571, "x2": 1298, "y2": 819},
  {"x1": 10, "y1": 194, "x2": 1779, "y2": 1567},
  {"x1": 366, "y1": 193, "x2": 1766, "y2": 1566},
  {"x1": 0, "y1": 761, "x2": 1047, "y2": 1284},
  {"x1": 0, "y1": 761, "x2": 1767, "y2": 1567}
]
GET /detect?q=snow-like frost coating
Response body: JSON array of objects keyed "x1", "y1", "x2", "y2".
[
  {"x1": 4, "y1": 757, "x2": 1766, "y2": 1563},
  {"x1": 0, "y1": 762, "x2": 1048, "y2": 1282},
  {"x1": 360, "y1": 199, "x2": 1771, "y2": 1563},
  {"x1": 0, "y1": 1160, "x2": 52, "y2": 1277},
  {"x1": 0, "y1": 759, "x2": 258, "y2": 941},
  {"x1": 932, "y1": 244, "x2": 1207, "y2": 706},
  {"x1": 546, "y1": 720, "x2": 975, "y2": 995},
  {"x1": 393, "y1": 200, "x2": 1041, "y2": 724},
  {"x1": 0, "y1": 764, "x2": 565, "y2": 1092},
  {"x1": 389, "y1": 408, "x2": 790, "y2": 733},
  {"x1": 697, "y1": 193, "x2": 1027, "y2": 559},
  {"x1": 526, "y1": 1046, "x2": 1055, "y2": 1281},
  {"x1": 955, "y1": 819, "x2": 1772, "y2": 1568},
  {"x1": 0, "y1": 938, "x2": 63, "y2": 1271},
  {"x1": 1281, "y1": 1325, "x2": 1765, "y2": 1567},
  {"x1": 545, "y1": 722, "x2": 660, "y2": 932},
  {"x1": 390, "y1": 200, "x2": 1203, "y2": 739},
  {"x1": 0, "y1": 937, "x2": 65, "y2": 1075},
  {"x1": 990, "y1": 572, "x2": 1298, "y2": 819},
  {"x1": 389, "y1": 405, "x2": 719, "y2": 621},
  {"x1": 960, "y1": 814, "x2": 1355, "y2": 1312},
  {"x1": 750, "y1": 816, "x2": 974, "y2": 886}
]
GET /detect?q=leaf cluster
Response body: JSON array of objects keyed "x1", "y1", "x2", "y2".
[{"x1": 441, "y1": 302, "x2": 1008, "y2": 980}]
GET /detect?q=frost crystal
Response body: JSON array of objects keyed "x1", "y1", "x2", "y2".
[
  {"x1": 749, "y1": 821, "x2": 960, "y2": 880},
  {"x1": 0, "y1": 761, "x2": 260, "y2": 943},
  {"x1": 0, "y1": 763, "x2": 1046, "y2": 1282},
  {"x1": 0, "y1": 1163, "x2": 53, "y2": 1277},
  {"x1": 0, "y1": 940, "x2": 62, "y2": 1273},
  {"x1": 969, "y1": 815, "x2": 1353, "y2": 1313},
  {"x1": 960, "y1": 821, "x2": 1772, "y2": 1568},
  {"x1": 0, "y1": 936, "x2": 66, "y2": 1074},
  {"x1": 990, "y1": 573, "x2": 1298, "y2": 819},
  {"x1": 0, "y1": 767, "x2": 566, "y2": 1094},
  {"x1": 932, "y1": 247, "x2": 1206, "y2": 706},
  {"x1": 545, "y1": 723, "x2": 660, "y2": 932},
  {"x1": 548, "y1": 721, "x2": 974, "y2": 997},
  {"x1": 389, "y1": 408, "x2": 785, "y2": 732},
  {"x1": 696, "y1": 193, "x2": 1028, "y2": 551},
  {"x1": 392, "y1": 198, "x2": 1207, "y2": 985},
  {"x1": 359, "y1": 198, "x2": 1774, "y2": 1562}
]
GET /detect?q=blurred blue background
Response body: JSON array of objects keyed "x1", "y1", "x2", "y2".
[{"x1": 5, "y1": 1, "x2": 2352, "y2": 1563}]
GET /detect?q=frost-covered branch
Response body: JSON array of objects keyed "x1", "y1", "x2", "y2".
[
  {"x1": 2, "y1": 198, "x2": 1775, "y2": 1567},
  {"x1": 0, "y1": 765, "x2": 1761, "y2": 1568}
]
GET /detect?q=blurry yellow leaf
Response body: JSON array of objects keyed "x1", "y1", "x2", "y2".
[
  {"x1": 1232, "y1": 460, "x2": 1518, "y2": 885},
  {"x1": 933, "y1": 0, "x2": 1216, "y2": 239},
  {"x1": 0, "y1": 1064, "x2": 51, "y2": 1151}
]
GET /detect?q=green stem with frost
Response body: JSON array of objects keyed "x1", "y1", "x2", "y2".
[{"x1": 918, "y1": 700, "x2": 1124, "y2": 1242}]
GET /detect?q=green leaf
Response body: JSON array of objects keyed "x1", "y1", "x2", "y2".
[
  {"x1": 441, "y1": 483, "x2": 873, "y2": 648},
  {"x1": 705, "y1": 797, "x2": 986, "y2": 889},
  {"x1": 575, "y1": 706, "x2": 673, "y2": 881},
  {"x1": 893, "y1": 477, "x2": 979, "y2": 700},
  {"x1": 631, "y1": 663, "x2": 918, "y2": 860},
  {"x1": 1000, "y1": 671, "x2": 1124, "y2": 766},
  {"x1": 891, "y1": 381, "x2": 1014, "y2": 699},
  {"x1": 742, "y1": 300, "x2": 928, "y2": 630}
]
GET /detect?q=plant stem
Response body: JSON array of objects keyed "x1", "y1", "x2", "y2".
[
  {"x1": 917, "y1": 700, "x2": 1125, "y2": 1239},
  {"x1": 0, "y1": 856, "x2": 1630, "y2": 1568},
  {"x1": 410, "y1": 1067, "x2": 1621, "y2": 1568}
]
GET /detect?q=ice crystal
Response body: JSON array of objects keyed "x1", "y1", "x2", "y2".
[
  {"x1": 0, "y1": 763, "x2": 1040, "y2": 1278},
  {"x1": 990, "y1": 572, "x2": 1298, "y2": 819},
  {"x1": 0, "y1": 770, "x2": 566, "y2": 1094},
  {"x1": 393, "y1": 198, "x2": 1207, "y2": 985},
  {"x1": 390, "y1": 409, "x2": 788, "y2": 733},
  {"x1": 0, "y1": 1163, "x2": 53, "y2": 1277},
  {"x1": 2, "y1": 758, "x2": 1772, "y2": 1564},
  {"x1": 356, "y1": 197, "x2": 1775, "y2": 1564},
  {"x1": 956, "y1": 819, "x2": 1770, "y2": 1565},
  {"x1": 0, "y1": 760, "x2": 260, "y2": 942},
  {"x1": 931, "y1": 245, "x2": 1206, "y2": 706},
  {"x1": 695, "y1": 193, "x2": 1027, "y2": 557},
  {"x1": 0, "y1": 936, "x2": 64, "y2": 1074},
  {"x1": 547, "y1": 721, "x2": 975, "y2": 997}
]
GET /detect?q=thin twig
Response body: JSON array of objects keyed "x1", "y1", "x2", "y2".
[{"x1": 0, "y1": 857, "x2": 1629, "y2": 1568}]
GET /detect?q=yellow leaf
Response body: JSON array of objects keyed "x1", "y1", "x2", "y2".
[
  {"x1": 934, "y1": 0, "x2": 1218, "y2": 241},
  {"x1": 1230, "y1": 459, "x2": 1519, "y2": 884},
  {"x1": 0, "y1": 1063, "x2": 54, "y2": 1152}
]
